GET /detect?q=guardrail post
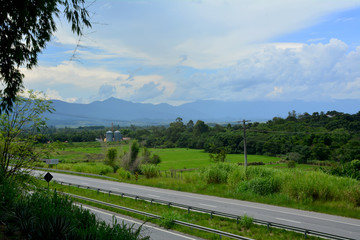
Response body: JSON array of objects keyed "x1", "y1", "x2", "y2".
[
  {"x1": 304, "y1": 230, "x2": 308, "y2": 239},
  {"x1": 188, "y1": 207, "x2": 191, "y2": 214},
  {"x1": 135, "y1": 196, "x2": 138, "y2": 200},
  {"x1": 168, "y1": 202, "x2": 171, "y2": 208},
  {"x1": 210, "y1": 211, "x2": 213, "y2": 219},
  {"x1": 267, "y1": 223, "x2": 270, "y2": 231},
  {"x1": 97, "y1": 189, "x2": 100, "y2": 194},
  {"x1": 109, "y1": 191, "x2": 111, "y2": 196},
  {"x1": 78, "y1": 185, "x2": 80, "y2": 188},
  {"x1": 236, "y1": 216, "x2": 239, "y2": 224},
  {"x1": 151, "y1": 199, "x2": 153, "y2": 205},
  {"x1": 121, "y1": 193, "x2": 124, "y2": 198}
]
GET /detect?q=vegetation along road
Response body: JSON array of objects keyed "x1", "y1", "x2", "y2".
[
  {"x1": 36, "y1": 171, "x2": 360, "y2": 239},
  {"x1": 80, "y1": 204, "x2": 203, "y2": 240}
]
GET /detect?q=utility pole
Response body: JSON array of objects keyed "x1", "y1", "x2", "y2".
[{"x1": 242, "y1": 120, "x2": 250, "y2": 168}]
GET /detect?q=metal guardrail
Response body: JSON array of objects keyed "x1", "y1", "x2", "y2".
[
  {"x1": 54, "y1": 180, "x2": 355, "y2": 240},
  {"x1": 63, "y1": 192, "x2": 253, "y2": 240}
]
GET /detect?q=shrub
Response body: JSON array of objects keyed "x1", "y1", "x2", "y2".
[
  {"x1": 239, "y1": 214, "x2": 253, "y2": 229},
  {"x1": 116, "y1": 168, "x2": 132, "y2": 180},
  {"x1": 105, "y1": 147, "x2": 119, "y2": 172},
  {"x1": 245, "y1": 177, "x2": 280, "y2": 196},
  {"x1": 159, "y1": 211, "x2": 181, "y2": 229},
  {"x1": 227, "y1": 166, "x2": 247, "y2": 186},
  {"x1": 202, "y1": 163, "x2": 237, "y2": 184},
  {"x1": 282, "y1": 170, "x2": 337, "y2": 202},
  {"x1": 140, "y1": 164, "x2": 160, "y2": 179},
  {"x1": 287, "y1": 160, "x2": 296, "y2": 168}
]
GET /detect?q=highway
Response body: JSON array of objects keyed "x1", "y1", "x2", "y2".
[
  {"x1": 37, "y1": 171, "x2": 360, "y2": 239},
  {"x1": 78, "y1": 204, "x2": 203, "y2": 240}
]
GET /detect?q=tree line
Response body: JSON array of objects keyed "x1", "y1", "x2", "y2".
[{"x1": 41, "y1": 110, "x2": 360, "y2": 163}]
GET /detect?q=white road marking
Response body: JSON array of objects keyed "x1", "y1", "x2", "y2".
[
  {"x1": 199, "y1": 203, "x2": 217, "y2": 208},
  {"x1": 276, "y1": 218, "x2": 302, "y2": 224},
  {"x1": 81, "y1": 205, "x2": 198, "y2": 240},
  {"x1": 148, "y1": 194, "x2": 160, "y2": 198}
]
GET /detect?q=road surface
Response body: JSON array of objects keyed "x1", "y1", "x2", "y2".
[{"x1": 36, "y1": 170, "x2": 360, "y2": 239}]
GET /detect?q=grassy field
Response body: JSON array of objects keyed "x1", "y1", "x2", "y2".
[
  {"x1": 150, "y1": 148, "x2": 280, "y2": 170},
  {"x1": 47, "y1": 142, "x2": 280, "y2": 170}
]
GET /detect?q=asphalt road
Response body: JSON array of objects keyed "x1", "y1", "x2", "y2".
[
  {"x1": 37, "y1": 171, "x2": 360, "y2": 239},
  {"x1": 78, "y1": 204, "x2": 203, "y2": 240}
]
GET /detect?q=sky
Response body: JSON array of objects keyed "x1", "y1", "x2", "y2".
[{"x1": 21, "y1": 0, "x2": 360, "y2": 106}]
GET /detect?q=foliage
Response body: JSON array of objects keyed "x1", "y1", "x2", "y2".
[
  {"x1": 121, "y1": 141, "x2": 141, "y2": 173},
  {"x1": 105, "y1": 147, "x2": 119, "y2": 172},
  {"x1": 287, "y1": 160, "x2": 296, "y2": 168},
  {"x1": 208, "y1": 143, "x2": 227, "y2": 162},
  {"x1": 0, "y1": 0, "x2": 91, "y2": 112},
  {"x1": 0, "y1": 90, "x2": 53, "y2": 178},
  {"x1": 239, "y1": 214, "x2": 253, "y2": 229},
  {"x1": 116, "y1": 167, "x2": 132, "y2": 180},
  {"x1": 159, "y1": 211, "x2": 181, "y2": 229},
  {"x1": 323, "y1": 159, "x2": 360, "y2": 180},
  {"x1": 0, "y1": 172, "x2": 150, "y2": 240},
  {"x1": 72, "y1": 162, "x2": 113, "y2": 175},
  {"x1": 242, "y1": 177, "x2": 280, "y2": 196},
  {"x1": 140, "y1": 164, "x2": 160, "y2": 178},
  {"x1": 201, "y1": 162, "x2": 237, "y2": 184}
]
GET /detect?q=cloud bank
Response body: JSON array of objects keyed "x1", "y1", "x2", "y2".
[{"x1": 23, "y1": 39, "x2": 360, "y2": 104}]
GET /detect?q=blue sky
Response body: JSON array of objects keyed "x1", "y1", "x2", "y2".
[{"x1": 21, "y1": 0, "x2": 360, "y2": 105}]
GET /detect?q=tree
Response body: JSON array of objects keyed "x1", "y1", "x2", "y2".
[
  {"x1": 105, "y1": 147, "x2": 118, "y2": 172},
  {"x1": 0, "y1": 90, "x2": 54, "y2": 178},
  {"x1": 0, "y1": 0, "x2": 91, "y2": 113}
]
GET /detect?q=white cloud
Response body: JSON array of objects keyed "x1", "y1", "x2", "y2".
[
  {"x1": 50, "y1": 0, "x2": 360, "y2": 69},
  {"x1": 22, "y1": 61, "x2": 175, "y2": 104},
  {"x1": 168, "y1": 39, "x2": 360, "y2": 102}
]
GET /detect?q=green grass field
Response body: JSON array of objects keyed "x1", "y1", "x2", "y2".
[
  {"x1": 149, "y1": 148, "x2": 279, "y2": 170},
  {"x1": 47, "y1": 142, "x2": 280, "y2": 170}
]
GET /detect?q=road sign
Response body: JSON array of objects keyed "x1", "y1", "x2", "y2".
[
  {"x1": 44, "y1": 172, "x2": 53, "y2": 182},
  {"x1": 43, "y1": 159, "x2": 59, "y2": 165}
]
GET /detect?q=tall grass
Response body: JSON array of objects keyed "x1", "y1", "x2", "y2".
[
  {"x1": 140, "y1": 164, "x2": 160, "y2": 178},
  {"x1": 202, "y1": 163, "x2": 360, "y2": 206},
  {"x1": 71, "y1": 162, "x2": 113, "y2": 175}
]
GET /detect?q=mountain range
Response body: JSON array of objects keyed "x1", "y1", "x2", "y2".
[{"x1": 45, "y1": 97, "x2": 360, "y2": 127}]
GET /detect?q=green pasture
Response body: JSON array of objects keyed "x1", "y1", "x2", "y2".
[
  {"x1": 48, "y1": 141, "x2": 280, "y2": 170},
  {"x1": 149, "y1": 148, "x2": 280, "y2": 170}
]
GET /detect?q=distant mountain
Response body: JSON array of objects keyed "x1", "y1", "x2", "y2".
[{"x1": 45, "y1": 97, "x2": 360, "y2": 127}]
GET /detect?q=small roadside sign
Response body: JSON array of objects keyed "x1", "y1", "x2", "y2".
[{"x1": 44, "y1": 172, "x2": 53, "y2": 182}]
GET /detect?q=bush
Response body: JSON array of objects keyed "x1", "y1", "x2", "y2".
[
  {"x1": 202, "y1": 163, "x2": 237, "y2": 184},
  {"x1": 159, "y1": 211, "x2": 181, "y2": 229},
  {"x1": 227, "y1": 167, "x2": 246, "y2": 187},
  {"x1": 0, "y1": 176, "x2": 150, "y2": 240},
  {"x1": 245, "y1": 177, "x2": 280, "y2": 195},
  {"x1": 287, "y1": 160, "x2": 296, "y2": 168},
  {"x1": 116, "y1": 168, "x2": 132, "y2": 180},
  {"x1": 239, "y1": 214, "x2": 253, "y2": 229},
  {"x1": 140, "y1": 164, "x2": 160, "y2": 179},
  {"x1": 105, "y1": 147, "x2": 119, "y2": 172}
]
